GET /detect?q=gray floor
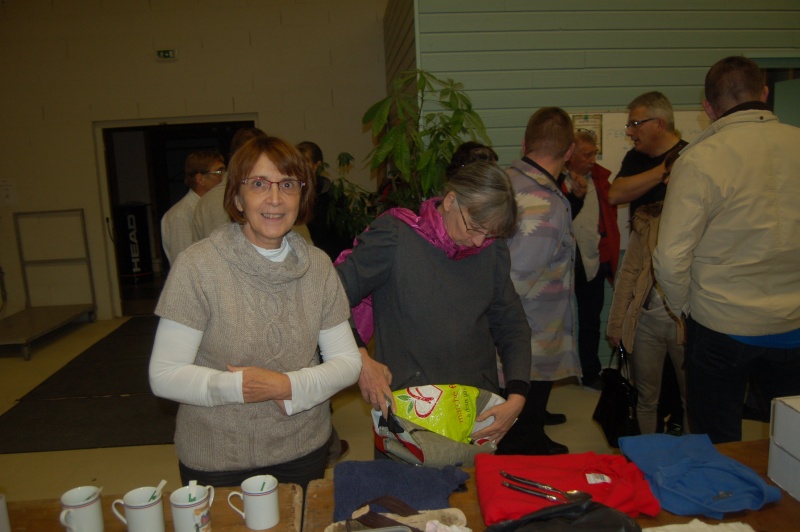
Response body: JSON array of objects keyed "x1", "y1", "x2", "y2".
[{"x1": 0, "y1": 318, "x2": 770, "y2": 501}]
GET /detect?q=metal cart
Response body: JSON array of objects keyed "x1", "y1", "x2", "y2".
[{"x1": 0, "y1": 209, "x2": 97, "y2": 360}]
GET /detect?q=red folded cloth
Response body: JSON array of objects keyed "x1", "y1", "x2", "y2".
[{"x1": 475, "y1": 452, "x2": 660, "y2": 525}]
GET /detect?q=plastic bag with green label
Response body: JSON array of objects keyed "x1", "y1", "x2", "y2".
[
  {"x1": 373, "y1": 384, "x2": 505, "y2": 467},
  {"x1": 394, "y1": 384, "x2": 483, "y2": 443}
]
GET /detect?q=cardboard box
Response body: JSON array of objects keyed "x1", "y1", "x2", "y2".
[{"x1": 768, "y1": 395, "x2": 800, "y2": 501}]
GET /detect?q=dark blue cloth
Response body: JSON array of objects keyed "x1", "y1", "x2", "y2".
[
  {"x1": 332, "y1": 460, "x2": 469, "y2": 521},
  {"x1": 619, "y1": 434, "x2": 781, "y2": 519},
  {"x1": 730, "y1": 328, "x2": 800, "y2": 349}
]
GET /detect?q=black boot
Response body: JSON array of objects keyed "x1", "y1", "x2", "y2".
[
  {"x1": 529, "y1": 431, "x2": 569, "y2": 455},
  {"x1": 544, "y1": 411, "x2": 567, "y2": 425},
  {"x1": 496, "y1": 381, "x2": 569, "y2": 455}
]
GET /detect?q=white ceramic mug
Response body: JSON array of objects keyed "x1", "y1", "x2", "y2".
[
  {"x1": 111, "y1": 486, "x2": 165, "y2": 532},
  {"x1": 227, "y1": 475, "x2": 280, "y2": 530},
  {"x1": 169, "y1": 484, "x2": 214, "y2": 532},
  {"x1": 59, "y1": 486, "x2": 104, "y2": 532}
]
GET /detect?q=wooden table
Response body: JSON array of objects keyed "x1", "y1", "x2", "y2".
[
  {"x1": 303, "y1": 440, "x2": 800, "y2": 531},
  {"x1": 7, "y1": 484, "x2": 302, "y2": 531}
]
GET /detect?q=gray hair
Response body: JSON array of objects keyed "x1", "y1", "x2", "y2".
[
  {"x1": 575, "y1": 129, "x2": 598, "y2": 146},
  {"x1": 442, "y1": 161, "x2": 518, "y2": 238},
  {"x1": 627, "y1": 91, "x2": 675, "y2": 131}
]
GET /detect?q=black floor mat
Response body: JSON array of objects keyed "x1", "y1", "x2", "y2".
[
  {"x1": 0, "y1": 316, "x2": 177, "y2": 453},
  {"x1": 21, "y1": 315, "x2": 159, "y2": 401},
  {"x1": 0, "y1": 395, "x2": 176, "y2": 453}
]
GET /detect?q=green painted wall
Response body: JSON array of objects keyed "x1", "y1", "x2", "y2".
[
  {"x1": 381, "y1": 0, "x2": 800, "y2": 367},
  {"x1": 406, "y1": 0, "x2": 800, "y2": 163}
]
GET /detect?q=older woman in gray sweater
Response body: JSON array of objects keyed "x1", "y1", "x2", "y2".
[
  {"x1": 149, "y1": 136, "x2": 361, "y2": 489},
  {"x1": 336, "y1": 156, "x2": 531, "y2": 448}
]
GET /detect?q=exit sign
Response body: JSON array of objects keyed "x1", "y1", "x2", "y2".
[{"x1": 156, "y1": 49, "x2": 177, "y2": 60}]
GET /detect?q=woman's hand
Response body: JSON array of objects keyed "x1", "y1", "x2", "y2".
[
  {"x1": 609, "y1": 336, "x2": 621, "y2": 347},
  {"x1": 227, "y1": 364, "x2": 291, "y2": 405},
  {"x1": 357, "y1": 350, "x2": 396, "y2": 419},
  {"x1": 471, "y1": 393, "x2": 525, "y2": 444}
]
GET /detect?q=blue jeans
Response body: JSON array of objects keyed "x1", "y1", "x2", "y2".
[{"x1": 685, "y1": 316, "x2": 800, "y2": 443}]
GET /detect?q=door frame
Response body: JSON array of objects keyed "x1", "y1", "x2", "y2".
[{"x1": 93, "y1": 113, "x2": 258, "y2": 317}]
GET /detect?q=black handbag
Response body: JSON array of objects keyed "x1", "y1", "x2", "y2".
[
  {"x1": 485, "y1": 499, "x2": 641, "y2": 532},
  {"x1": 592, "y1": 344, "x2": 641, "y2": 448}
]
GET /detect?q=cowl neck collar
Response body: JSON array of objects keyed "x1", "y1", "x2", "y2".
[{"x1": 210, "y1": 223, "x2": 309, "y2": 288}]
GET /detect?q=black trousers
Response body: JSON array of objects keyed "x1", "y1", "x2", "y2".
[
  {"x1": 685, "y1": 316, "x2": 800, "y2": 443},
  {"x1": 575, "y1": 254, "x2": 610, "y2": 385},
  {"x1": 178, "y1": 443, "x2": 327, "y2": 491}
]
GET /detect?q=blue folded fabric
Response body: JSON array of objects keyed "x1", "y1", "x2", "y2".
[
  {"x1": 332, "y1": 460, "x2": 470, "y2": 521},
  {"x1": 619, "y1": 434, "x2": 781, "y2": 519}
]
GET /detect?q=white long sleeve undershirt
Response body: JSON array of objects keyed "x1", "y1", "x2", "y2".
[{"x1": 148, "y1": 237, "x2": 361, "y2": 415}]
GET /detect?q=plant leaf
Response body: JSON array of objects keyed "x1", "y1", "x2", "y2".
[
  {"x1": 416, "y1": 149, "x2": 433, "y2": 171},
  {"x1": 393, "y1": 133, "x2": 412, "y2": 180},
  {"x1": 363, "y1": 98, "x2": 393, "y2": 141},
  {"x1": 371, "y1": 127, "x2": 399, "y2": 170},
  {"x1": 362, "y1": 97, "x2": 388, "y2": 126},
  {"x1": 450, "y1": 110, "x2": 464, "y2": 136}
]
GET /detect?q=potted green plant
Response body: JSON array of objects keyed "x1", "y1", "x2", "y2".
[
  {"x1": 362, "y1": 69, "x2": 492, "y2": 211},
  {"x1": 325, "y1": 152, "x2": 377, "y2": 242},
  {"x1": 319, "y1": 70, "x2": 492, "y2": 244}
]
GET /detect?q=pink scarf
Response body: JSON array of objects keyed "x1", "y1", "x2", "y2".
[{"x1": 335, "y1": 198, "x2": 494, "y2": 342}]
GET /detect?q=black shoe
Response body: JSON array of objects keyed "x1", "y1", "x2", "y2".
[
  {"x1": 665, "y1": 423, "x2": 683, "y2": 436},
  {"x1": 544, "y1": 411, "x2": 567, "y2": 425},
  {"x1": 529, "y1": 434, "x2": 569, "y2": 455}
]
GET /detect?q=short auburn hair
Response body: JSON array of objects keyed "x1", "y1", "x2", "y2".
[
  {"x1": 523, "y1": 107, "x2": 574, "y2": 159},
  {"x1": 223, "y1": 136, "x2": 315, "y2": 226}
]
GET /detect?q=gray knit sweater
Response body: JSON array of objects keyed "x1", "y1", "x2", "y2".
[{"x1": 155, "y1": 224, "x2": 350, "y2": 471}]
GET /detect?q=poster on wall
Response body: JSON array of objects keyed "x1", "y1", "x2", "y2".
[{"x1": 572, "y1": 113, "x2": 603, "y2": 154}]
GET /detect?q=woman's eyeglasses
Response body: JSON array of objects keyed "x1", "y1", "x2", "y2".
[
  {"x1": 241, "y1": 177, "x2": 305, "y2": 196},
  {"x1": 457, "y1": 204, "x2": 498, "y2": 239}
]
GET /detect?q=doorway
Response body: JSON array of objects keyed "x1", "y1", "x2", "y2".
[{"x1": 102, "y1": 120, "x2": 254, "y2": 316}]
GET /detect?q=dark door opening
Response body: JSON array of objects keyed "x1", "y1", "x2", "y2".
[{"x1": 103, "y1": 120, "x2": 255, "y2": 316}]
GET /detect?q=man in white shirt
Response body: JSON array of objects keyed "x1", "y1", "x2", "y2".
[
  {"x1": 161, "y1": 150, "x2": 225, "y2": 265},
  {"x1": 192, "y1": 128, "x2": 267, "y2": 242}
]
